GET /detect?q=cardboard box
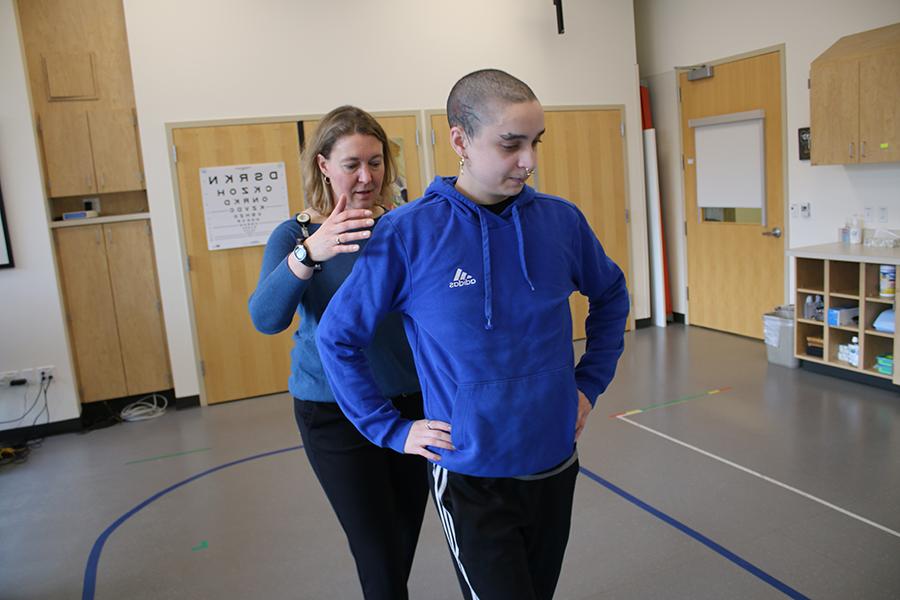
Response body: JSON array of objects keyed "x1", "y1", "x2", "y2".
[{"x1": 827, "y1": 306, "x2": 858, "y2": 326}]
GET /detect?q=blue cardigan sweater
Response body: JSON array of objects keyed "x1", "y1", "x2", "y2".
[{"x1": 248, "y1": 217, "x2": 419, "y2": 402}]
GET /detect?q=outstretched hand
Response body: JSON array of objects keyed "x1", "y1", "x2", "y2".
[
  {"x1": 304, "y1": 194, "x2": 376, "y2": 263},
  {"x1": 404, "y1": 419, "x2": 454, "y2": 461}
]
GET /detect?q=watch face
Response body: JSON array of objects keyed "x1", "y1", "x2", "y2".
[
  {"x1": 293, "y1": 243, "x2": 308, "y2": 262},
  {"x1": 296, "y1": 212, "x2": 311, "y2": 225}
]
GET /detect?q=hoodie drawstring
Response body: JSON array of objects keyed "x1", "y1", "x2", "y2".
[
  {"x1": 478, "y1": 205, "x2": 534, "y2": 331},
  {"x1": 479, "y1": 214, "x2": 494, "y2": 330},
  {"x1": 511, "y1": 206, "x2": 535, "y2": 292}
]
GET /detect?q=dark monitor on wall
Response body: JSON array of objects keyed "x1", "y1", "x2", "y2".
[{"x1": 0, "y1": 181, "x2": 13, "y2": 269}]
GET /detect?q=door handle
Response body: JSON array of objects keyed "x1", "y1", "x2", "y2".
[{"x1": 762, "y1": 227, "x2": 782, "y2": 238}]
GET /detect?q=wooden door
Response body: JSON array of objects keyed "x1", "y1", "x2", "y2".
[
  {"x1": 38, "y1": 109, "x2": 96, "y2": 197},
  {"x1": 680, "y1": 51, "x2": 785, "y2": 339},
  {"x1": 810, "y1": 59, "x2": 859, "y2": 165},
  {"x1": 430, "y1": 113, "x2": 458, "y2": 177},
  {"x1": 859, "y1": 51, "x2": 900, "y2": 164},
  {"x1": 377, "y1": 115, "x2": 424, "y2": 204},
  {"x1": 537, "y1": 109, "x2": 632, "y2": 338},
  {"x1": 54, "y1": 225, "x2": 127, "y2": 401},
  {"x1": 173, "y1": 122, "x2": 303, "y2": 404},
  {"x1": 104, "y1": 220, "x2": 171, "y2": 395},
  {"x1": 89, "y1": 108, "x2": 145, "y2": 193}
]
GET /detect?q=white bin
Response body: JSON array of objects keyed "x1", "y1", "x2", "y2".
[{"x1": 763, "y1": 306, "x2": 798, "y2": 368}]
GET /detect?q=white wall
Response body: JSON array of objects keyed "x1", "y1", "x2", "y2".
[
  {"x1": 635, "y1": 0, "x2": 900, "y2": 313},
  {"x1": 122, "y1": 0, "x2": 650, "y2": 399},
  {"x1": 0, "y1": 0, "x2": 80, "y2": 429}
]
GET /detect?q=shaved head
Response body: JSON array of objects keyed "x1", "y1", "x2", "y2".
[{"x1": 447, "y1": 69, "x2": 538, "y2": 138}]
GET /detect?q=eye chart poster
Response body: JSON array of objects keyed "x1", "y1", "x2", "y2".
[{"x1": 199, "y1": 162, "x2": 290, "y2": 250}]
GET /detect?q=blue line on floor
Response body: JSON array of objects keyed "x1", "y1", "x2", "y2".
[
  {"x1": 82, "y1": 445, "x2": 302, "y2": 600},
  {"x1": 579, "y1": 466, "x2": 810, "y2": 600}
]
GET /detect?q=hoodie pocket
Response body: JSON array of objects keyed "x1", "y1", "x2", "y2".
[{"x1": 451, "y1": 365, "x2": 578, "y2": 475}]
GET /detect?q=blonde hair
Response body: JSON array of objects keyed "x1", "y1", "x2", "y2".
[{"x1": 302, "y1": 106, "x2": 396, "y2": 216}]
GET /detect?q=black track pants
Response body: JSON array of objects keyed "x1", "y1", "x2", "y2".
[
  {"x1": 294, "y1": 394, "x2": 428, "y2": 600},
  {"x1": 428, "y1": 459, "x2": 579, "y2": 600}
]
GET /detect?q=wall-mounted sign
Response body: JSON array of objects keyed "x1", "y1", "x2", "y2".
[{"x1": 199, "y1": 162, "x2": 289, "y2": 251}]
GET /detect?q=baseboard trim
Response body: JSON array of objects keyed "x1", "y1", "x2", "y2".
[
  {"x1": 176, "y1": 395, "x2": 200, "y2": 410},
  {"x1": 800, "y1": 360, "x2": 897, "y2": 391}
]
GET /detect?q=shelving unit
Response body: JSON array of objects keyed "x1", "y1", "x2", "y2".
[{"x1": 789, "y1": 244, "x2": 898, "y2": 387}]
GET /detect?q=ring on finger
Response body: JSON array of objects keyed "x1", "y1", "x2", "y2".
[
  {"x1": 425, "y1": 419, "x2": 434, "y2": 430},
  {"x1": 335, "y1": 234, "x2": 342, "y2": 245}
]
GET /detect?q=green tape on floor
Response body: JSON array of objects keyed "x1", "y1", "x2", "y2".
[{"x1": 126, "y1": 447, "x2": 212, "y2": 465}]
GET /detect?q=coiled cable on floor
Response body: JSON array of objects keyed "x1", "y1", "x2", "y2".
[{"x1": 120, "y1": 394, "x2": 168, "y2": 422}]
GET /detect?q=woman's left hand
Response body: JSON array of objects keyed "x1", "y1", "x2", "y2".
[{"x1": 575, "y1": 391, "x2": 592, "y2": 440}]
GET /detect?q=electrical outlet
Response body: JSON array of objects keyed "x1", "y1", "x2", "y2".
[
  {"x1": 37, "y1": 365, "x2": 55, "y2": 381},
  {"x1": 864, "y1": 207, "x2": 874, "y2": 221},
  {"x1": 0, "y1": 371, "x2": 19, "y2": 386},
  {"x1": 800, "y1": 202, "x2": 811, "y2": 218},
  {"x1": 19, "y1": 368, "x2": 38, "y2": 385},
  {"x1": 879, "y1": 207, "x2": 888, "y2": 223},
  {"x1": 790, "y1": 203, "x2": 799, "y2": 218}
]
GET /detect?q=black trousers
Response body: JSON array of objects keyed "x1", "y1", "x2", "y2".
[
  {"x1": 294, "y1": 394, "x2": 428, "y2": 600},
  {"x1": 429, "y1": 459, "x2": 580, "y2": 600}
]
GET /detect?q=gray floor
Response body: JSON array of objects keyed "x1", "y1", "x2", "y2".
[{"x1": 2, "y1": 324, "x2": 899, "y2": 599}]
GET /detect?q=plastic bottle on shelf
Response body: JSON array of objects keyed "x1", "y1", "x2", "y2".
[
  {"x1": 848, "y1": 215, "x2": 863, "y2": 245},
  {"x1": 880, "y1": 265, "x2": 896, "y2": 298},
  {"x1": 848, "y1": 336, "x2": 859, "y2": 368},
  {"x1": 804, "y1": 295, "x2": 815, "y2": 319}
]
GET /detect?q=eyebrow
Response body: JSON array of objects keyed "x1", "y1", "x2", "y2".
[
  {"x1": 340, "y1": 154, "x2": 383, "y2": 162},
  {"x1": 499, "y1": 130, "x2": 546, "y2": 141}
]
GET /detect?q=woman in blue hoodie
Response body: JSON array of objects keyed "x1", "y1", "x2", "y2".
[
  {"x1": 248, "y1": 106, "x2": 427, "y2": 600},
  {"x1": 318, "y1": 72, "x2": 630, "y2": 600}
]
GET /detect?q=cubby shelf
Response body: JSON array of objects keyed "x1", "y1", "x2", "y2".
[
  {"x1": 797, "y1": 318, "x2": 824, "y2": 325},
  {"x1": 789, "y1": 246, "x2": 899, "y2": 388},
  {"x1": 865, "y1": 329, "x2": 894, "y2": 339}
]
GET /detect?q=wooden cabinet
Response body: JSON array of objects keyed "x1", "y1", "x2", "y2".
[
  {"x1": 38, "y1": 107, "x2": 144, "y2": 197},
  {"x1": 18, "y1": 0, "x2": 146, "y2": 197},
  {"x1": 54, "y1": 219, "x2": 172, "y2": 402},
  {"x1": 792, "y1": 246, "x2": 898, "y2": 387},
  {"x1": 810, "y1": 22, "x2": 900, "y2": 165}
]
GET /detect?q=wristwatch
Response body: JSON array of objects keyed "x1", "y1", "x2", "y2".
[{"x1": 292, "y1": 241, "x2": 319, "y2": 269}]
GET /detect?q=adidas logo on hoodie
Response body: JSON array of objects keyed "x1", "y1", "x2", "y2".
[{"x1": 449, "y1": 268, "x2": 477, "y2": 288}]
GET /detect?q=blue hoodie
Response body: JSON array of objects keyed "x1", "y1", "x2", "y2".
[{"x1": 317, "y1": 176, "x2": 629, "y2": 477}]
